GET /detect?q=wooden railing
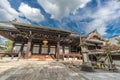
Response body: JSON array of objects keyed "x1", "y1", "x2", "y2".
[
  {"x1": 59, "y1": 53, "x2": 81, "y2": 59},
  {"x1": 89, "y1": 49, "x2": 104, "y2": 54}
]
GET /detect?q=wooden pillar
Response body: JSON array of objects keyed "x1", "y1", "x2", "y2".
[
  {"x1": 18, "y1": 43, "x2": 24, "y2": 59},
  {"x1": 63, "y1": 46, "x2": 65, "y2": 54},
  {"x1": 25, "y1": 39, "x2": 32, "y2": 59},
  {"x1": 56, "y1": 34, "x2": 60, "y2": 60},
  {"x1": 39, "y1": 44, "x2": 41, "y2": 54},
  {"x1": 56, "y1": 41, "x2": 60, "y2": 60},
  {"x1": 69, "y1": 45, "x2": 71, "y2": 54},
  {"x1": 30, "y1": 43, "x2": 33, "y2": 55},
  {"x1": 21, "y1": 43, "x2": 24, "y2": 53},
  {"x1": 55, "y1": 45, "x2": 57, "y2": 58},
  {"x1": 11, "y1": 42, "x2": 15, "y2": 59},
  {"x1": 63, "y1": 46, "x2": 65, "y2": 60},
  {"x1": 48, "y1": 44, "x2": 50, "y2": 55}
]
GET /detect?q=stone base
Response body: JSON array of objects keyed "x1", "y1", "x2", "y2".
[{"x1": 81, "y1": 64, "x2": 94, "y2": 72}]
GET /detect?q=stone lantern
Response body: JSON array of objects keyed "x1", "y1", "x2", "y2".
[
  {"x1": 81, "y1": 43, "x2": 89, "y2": 64},
  {"x1": 80, "y1": 39, "x2": 94, "y2": 72}
]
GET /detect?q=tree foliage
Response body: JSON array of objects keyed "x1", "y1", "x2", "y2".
[
  {"x1": 103, "y1": 40, "x2": 120, "y2": 54},
  {"x1": 0, "y1": 44, "x2": 5, "y2": 50},
  {"x1": 0, "y1": 44, "x2": 3, "y2": 50},
  {"x1": 103, "y1": 41, "x2": 112, "y2": 53},
  {"x1": 5, "y1": 40, "x2": 13, "y2": 53},
  {"x1": 116, "y1": 38, "x2": 120, "y2": 45}
]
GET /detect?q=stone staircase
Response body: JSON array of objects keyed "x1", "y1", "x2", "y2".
[{"x1": 30, "y1": 55, "x2": 55, "y2": 61}]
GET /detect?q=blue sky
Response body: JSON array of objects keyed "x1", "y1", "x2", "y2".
[{"x1": 0, "y1": 0, "x2": 120, "y2": 39}]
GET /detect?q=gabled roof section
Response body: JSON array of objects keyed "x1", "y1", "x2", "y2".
[
  {"x1": 86, "y1": 29, "x2": 106, "y2": 41},
  {"x1": 0, "y1": 22, "x2": 19, "y2": 40},
  {"x1": 0, "y1": 21, "x2": 72, "y2": 41}
]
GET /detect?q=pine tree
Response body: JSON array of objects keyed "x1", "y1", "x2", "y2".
[{"x1": 5, "y1": 40, "x2": 13, "y2": 53}]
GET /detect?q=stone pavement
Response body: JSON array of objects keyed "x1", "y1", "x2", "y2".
[
  {"x1": 0, "y1": 60, "x2": 120, "y2": 80},
  {"x1": 79, "y1": 73, "x2": 120, "y2": 80},
  {"x1": 63, "y1": 60, "x2": 120, "y2": 80},
  {"x1": 0, "y1": 60, "x2": 86, "y2": 80}
]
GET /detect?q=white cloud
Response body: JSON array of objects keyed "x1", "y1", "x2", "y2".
[
  {"x1": 0, "y1": 0, "x2": 19, "y2": 21},
  {"x1": 0, "y1": 0, "x2": 19, "y2": 16},
  {"x1": 85, "y1": 19, "x2": 107, "y2": 35},
  {"x1": 0, "y1": 0, "x2": 43, "y2": 23},
  {"x1": 64, "y1": 0, "x2": 120, "y2": 36},
  {"x1": 37, "y1": 0, "x2": 91, "y2": 20},
  {"x1": 0, "y1": 0, "x2": 31, "y2": 23},
  {"x1": 19, "y1": 3, "x2": 44, "y2": 22},
  {"x1": 83, "y1": 0, "x2": 120, "y2": 36}
]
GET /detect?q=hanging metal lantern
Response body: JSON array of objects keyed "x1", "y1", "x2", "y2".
[{"x1": 42, "y1": 40, "x2": 48, "y2": 47}]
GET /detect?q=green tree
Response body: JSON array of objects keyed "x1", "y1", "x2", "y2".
[
  {"x1": 0, "y1": 44, "x2": 4, "y2": 50},
  {"x1": 5, "y1": 40, "x2": 13, "y2": 53}
]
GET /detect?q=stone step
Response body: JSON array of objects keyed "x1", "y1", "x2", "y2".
[{"x1": 30, "y1": 55, "x2": 54, "y2": 61}]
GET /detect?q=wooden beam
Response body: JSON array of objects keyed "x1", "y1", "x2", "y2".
[{"x1": 0, "y1": 31, "x2": 14, "y2": 41}]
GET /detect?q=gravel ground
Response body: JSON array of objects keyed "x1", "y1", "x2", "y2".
[
  {"x1": 0, "y1": 60, "x2": 120, "y2": 80},
  {"x1": 62, "y1": 60, "x2": 120, "y2": 80}
]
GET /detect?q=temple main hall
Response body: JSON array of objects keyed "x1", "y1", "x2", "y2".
[{"x1": 0, "y1": 21, "x2": 105, "y2": 60}]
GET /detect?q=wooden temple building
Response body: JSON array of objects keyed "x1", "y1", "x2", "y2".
[{"x1": 0, "y1": 21, "x2": 106, "y2": 60}]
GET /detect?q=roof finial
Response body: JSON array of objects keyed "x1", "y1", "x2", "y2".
[
  {"x1": 12, "y1": 18, "x2": 17, "y2": 22},
  {"x1": 93, "y1": 29, "x2": 97, "y2": 32}
]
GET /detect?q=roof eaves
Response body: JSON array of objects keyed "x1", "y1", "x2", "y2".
[{"x1": 10, "y1": 21, "x2": 72, "y2": 33}]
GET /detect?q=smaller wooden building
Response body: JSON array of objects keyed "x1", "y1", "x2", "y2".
[{"x1": 84, "y1": 30, "x2": 106, "y2": 54}]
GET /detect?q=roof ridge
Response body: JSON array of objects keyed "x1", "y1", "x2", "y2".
[{"x1": 10, "y1": 21, "x2": 72, "y2": 33}]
